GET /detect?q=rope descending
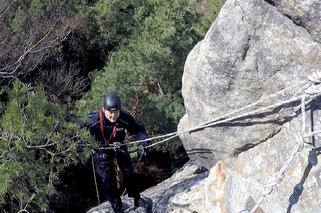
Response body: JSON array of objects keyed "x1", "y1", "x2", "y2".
[{"x1": 239, "y1": 72, "x2": 321, "y2": 213}]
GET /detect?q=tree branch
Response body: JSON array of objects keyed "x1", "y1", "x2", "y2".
[
  {"x1": 0, "y1": 24, "x2": 72, "y2": 78},
  {"x1": 0, "y1": 0, "x2": 16, "y2": 20}
]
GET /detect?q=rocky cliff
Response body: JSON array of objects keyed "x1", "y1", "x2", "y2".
[
  {"x1": 177, "y1": 0, "x2": 321, "y2": 212},
  {"x1": 179, "y1": 0, "x2": 321, "y2": 168},
  {"x1": 88, "y1": 0, "x2": 321, "y2": 212}
]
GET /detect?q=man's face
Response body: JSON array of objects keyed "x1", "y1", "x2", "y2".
[{"x1": 104, "y1": 108, "x2": 120, "y2": 123}]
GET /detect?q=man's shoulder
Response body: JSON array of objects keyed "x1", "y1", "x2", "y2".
[
  {"x1": 119, "y1": 110, "x2": 135, "y2": 124},
  {"x1": 119, "y1": 110, "x2": 132, "y2": 117},
  {"x1": 88, "y1": 111, "x2": 99, "y2": 126}
]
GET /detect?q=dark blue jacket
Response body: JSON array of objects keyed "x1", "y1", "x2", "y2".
[{"x1": 87, "y1": 110, "x2": 148, "y2": 146}]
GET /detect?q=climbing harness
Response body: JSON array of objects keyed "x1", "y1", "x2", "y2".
[
  {"x1": 91, "y1": 110, "x2": 125, "y2": 198},
  {"x1": 99, "y1": 109, "x2": 117, "y2": 145}
]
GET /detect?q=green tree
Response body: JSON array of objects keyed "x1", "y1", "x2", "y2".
[
  {"x1": 0, "y1": 82, "x2": 93, "y2": 212},
  {"x1": 77, "y1": 0, "x2": 224, "y2": 150},
  {"x1": 0, "y1": 0, "x2": 99, "y2": 101}
]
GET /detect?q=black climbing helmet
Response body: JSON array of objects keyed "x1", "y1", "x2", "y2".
[{"x1": 103, "y1": 92, "x2": 121, "y2": 111}]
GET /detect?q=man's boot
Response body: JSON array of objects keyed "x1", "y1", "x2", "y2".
[
  {"x1": 110, "y1": 197, "x2": 124, "y2": 213},
  {"x1": 134, "y1": 195, "x2": 153, "y2": 210},
  {"x1": 134, "y1": 195, "x2": 140, "y2": 208}
]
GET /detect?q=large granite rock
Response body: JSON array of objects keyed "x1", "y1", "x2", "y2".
[
  {"x1": 178, "y1": 0, "x2": 321, "y2": 169},
  {"x1": 168, "y1": 139, "x2": 321, "y2": 212},
  {"x1": 266, "y1": 0, "x2": 321, "y2": 43}
]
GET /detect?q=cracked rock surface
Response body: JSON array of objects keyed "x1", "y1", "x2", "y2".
[
  {"x1": 178, "y1": 0, "x2": 321, "y2": 168},
  {"x1": 265, "y1": 0, "x2": 321, "y2": 43}
]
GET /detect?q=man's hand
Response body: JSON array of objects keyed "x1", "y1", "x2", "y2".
[
  {"x1": 136, "y1": 131, "x2": 148, "y2": 158},
  {"x1": 112, "y1": 141, "x2": 122, "y2": 152},
  {"x1": 137, "y1": 142, "x2": 148, "y2": 158}
]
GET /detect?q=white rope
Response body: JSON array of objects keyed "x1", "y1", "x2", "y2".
[
  {"x1": 240, "y1": 96, "x2": 308, "y2": 213},
  {"x1": 134, "y1": 91, "x2": 320, "y2": 149},
  {"x1": 124, "y1": 80, "x2": 309, "y2": 147},
  {"x1": 240, "y1": 71, "x2": 321, "y2": 212},
  {"x1": 126, "y1": 78, "x2": 321, "y2": 148}
]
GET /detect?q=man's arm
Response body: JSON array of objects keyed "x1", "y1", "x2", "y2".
[
  {"x1": 78, "y1": 112, "x2": 98, "y2": 129},
  {"x1": 121, "y1": 112, "x2": 149, "y2": 155},
  {"x1": 124, "y1": 114, "x2": 148, "y2": 141}
]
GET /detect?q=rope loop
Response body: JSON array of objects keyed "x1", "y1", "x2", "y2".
[{"x1": 308, "y1": 71, "x2": 321, "y2": 84}]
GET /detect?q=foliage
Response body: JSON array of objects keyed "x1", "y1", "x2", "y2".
[
  {"x1": 77, "y1": 0, "x2": 224, "y2": 155},
  {"x1": 0, "y1": 82, "x2": 94, "y2": 212},
  {"x1": 0, "y1": 0, "x2": 101, "y2": 101},
  {"x1": 194, "y1": 0, "x2": 225, "y2": 34},
  {"x1": 1, "y1": 0, "x2": 75, "y2": 80},
  {"x1": 89, "y1": 0, "x2": 137, "y2": 45}
]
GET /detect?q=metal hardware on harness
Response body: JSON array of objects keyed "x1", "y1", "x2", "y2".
[{"x1": 96, "y1": 142, "x2": 124, "y2": 152}]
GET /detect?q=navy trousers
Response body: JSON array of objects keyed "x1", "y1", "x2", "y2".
[{"x1": 94, "y1": 146, "x2": 140, "y2": 213}]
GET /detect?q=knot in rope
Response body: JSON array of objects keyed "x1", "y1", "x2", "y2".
[
  {"x1": 308, "y1": 71, "x2": 321, "y2": 84},
  {"x1": 306, "y1": 72, "x2": 321, "y2": 95}
]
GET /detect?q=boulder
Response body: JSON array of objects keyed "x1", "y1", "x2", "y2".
[{"x1": 178, "y1": 0, "x2": 321, "y2": 169}]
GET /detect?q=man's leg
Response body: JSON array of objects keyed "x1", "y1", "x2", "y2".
[
  {"x1": 116, "y1": 146, "x2": 141, "y2": 207},
  {"x1": 95, "y1": 160, "x2": 124, "y2": 213}
]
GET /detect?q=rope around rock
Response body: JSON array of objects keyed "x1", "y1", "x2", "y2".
[
  {"x1": 126, "y1": 82, "x2": 319, "y2": 149},
  {"x1": 238, "y1": 71, "x2": 321, "y2": 213},
  {"x1": 139, "y1": 72, "x2": 321, "y2": 212}
]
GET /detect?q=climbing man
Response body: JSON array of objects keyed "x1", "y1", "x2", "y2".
[{"x1": 86, "y1": 92, "x2": 149, "y2": 213}]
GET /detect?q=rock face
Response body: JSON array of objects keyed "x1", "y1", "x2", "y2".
[
  {"x1": 86, "y1": 162, "x2": 209, "y2": 213},
  {"x1": 267, "y1": 0, "x2": 321, "y2": 43},
  {"x1": 167, "y1": 140, "x2": 321, "y2": 213},
  {"x1": 178, "y1": 0, "x2": 321, "y2": 169},
  {"x1": 175, "y1": 0, "x2": 321, "y2": 212}
]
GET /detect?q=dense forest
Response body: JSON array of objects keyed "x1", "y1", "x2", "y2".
[{"x1": 0, "y1": 0, "x2": 224, "y2": 212}]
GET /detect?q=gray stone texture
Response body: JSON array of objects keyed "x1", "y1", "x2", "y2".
[{"x1": 178, "y1": 0, "x2": 321, "y2": 168}]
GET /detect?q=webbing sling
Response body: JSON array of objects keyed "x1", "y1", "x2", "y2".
[{"x1": 99, "y1": 109, "x2": 116, "y2": 144}]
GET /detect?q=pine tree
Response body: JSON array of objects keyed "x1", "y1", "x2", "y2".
[{"x1": 0, "y1": 82, "x2": 94, "y2": 212}]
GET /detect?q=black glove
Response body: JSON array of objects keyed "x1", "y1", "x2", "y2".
[
  {"x1": 112, "y1": 141, "x2": 122, "y2": 152},
  {"x1": 136, "y1": 132, "x2": 148, "y2": 158},
  {"x1": 137, "y1": 142, "x2": 148, "y2": 157}
]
